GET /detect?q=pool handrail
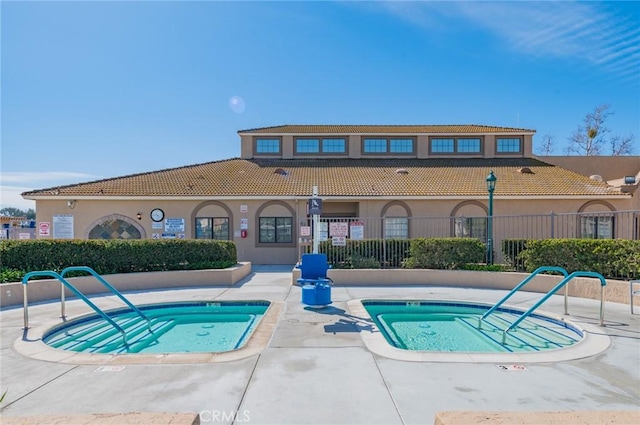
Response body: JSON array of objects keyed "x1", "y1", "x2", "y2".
[
  {"x1": 501, "y1": 271, "x2": 607, "y2": 343},
  {"x1": 480, "y1": 266, "x2": 569, "y2": 327},
  {"x1": 22, "y1": 270, "x2": 129, "y2": 346},
  {"x1": 60, "y1": 266, "x2": 152, "y2": 331}
]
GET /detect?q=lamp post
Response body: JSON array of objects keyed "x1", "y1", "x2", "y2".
[{"x1": 486, "y1": 171, "x2": 497, "y2": 265}]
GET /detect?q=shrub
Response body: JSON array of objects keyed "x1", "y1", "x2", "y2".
[
  {"x1": 0, "y1": 239, "x2": 237, "y2": 283},
  {"x1": 519, "y1": 239, "x2": 639, "y2": 279},
  {"x1": 403, "y1": 238, "x2": 485, "y2": 269}
]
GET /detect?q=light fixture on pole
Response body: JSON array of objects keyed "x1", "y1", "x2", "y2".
[{"x1": 486, "y1": 171, "x2": 497, "y2": 265}]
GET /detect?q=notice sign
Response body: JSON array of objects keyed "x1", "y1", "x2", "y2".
[
  {"x1": 329, "y1": 222, "x2": 349, "y2": 237},
  {"x1": 300, "y1": 226, "x2": 311, "y2": 237},
  {"x1": 332, "y1": 236, "x2": 347, "y2": 246},
  {"x1": 39, "y1": 222, "x2": 51, "y2": 236},
  {"x1": 240, "y1": 218, "x2": 249, "y2": 230},
  {"x1": 164, "y1": 218, "x2": 185, "y2": 232},
  {"x1": 53, "y1": 214, "x2": 74, "y2": 239},
  {"x1": 349, "y1": 221, "x2": 364, "y2": 240}
]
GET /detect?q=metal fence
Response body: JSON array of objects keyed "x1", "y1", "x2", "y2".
[{"x1": 304, "y1": 210, "x2": 639, "y2": 276}]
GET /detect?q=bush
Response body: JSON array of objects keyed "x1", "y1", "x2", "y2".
[
  {"x1": 403, "y1": 238, "x2": 485, "y2": 269},
  {"x1": 0, "y1": 239, "x2": 237, "y2": 283},
  {"x1": 519, "y1": 239, "x2": 640, "y2": 279}
]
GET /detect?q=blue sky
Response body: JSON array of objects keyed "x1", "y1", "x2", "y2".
[{"x1": 2, "y1": 0, "x2": 639, "y2": 210}]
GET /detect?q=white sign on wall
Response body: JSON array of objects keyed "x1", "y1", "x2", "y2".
[
  {"x1": 329, "y1": 222, "x2": 349, "y2": 237},
  {"x1": 349, "y1": 221, "x2": 364, "y2": 240},
  {"x1": 53, "y1": 215, "x2": 74, "y2": 239},
  {"x1": 240, "y1": 218, "x2": 249, "y2": 229},
  {"x1": 332, "y1": 236, "x2": 347, "y2": 246},
  {"x1": 164, "y1": 218, "x2": 185, "y2": 232}
]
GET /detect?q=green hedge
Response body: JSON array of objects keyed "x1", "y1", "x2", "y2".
[
  {"x1": 519, "y1": 239, "x2": 640, "y2": 279},
  {"x1": 0, "y1": 239, "x2": 237, "y2": 283},
  {"x1": 403, "y1": 238, "x2": 485, "y2": 269},
  {"x1": 320, "y1": 239, "x2": 410, "y2": 269}
]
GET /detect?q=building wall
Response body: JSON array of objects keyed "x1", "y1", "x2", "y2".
[{"x1": 33, "y1": 195, "x2": 635, "y2": 265}]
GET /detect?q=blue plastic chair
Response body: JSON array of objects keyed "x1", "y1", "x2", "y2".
[{"x1": 296, "y1": 253, "x2": 332, "y2": 286}]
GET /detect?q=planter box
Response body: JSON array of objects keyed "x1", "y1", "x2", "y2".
[
  {"x1": 292, "y1": 267, "x2": 635, "y2": 306},
  {"x1": 1, "y1": 262, "x2": 251, "y2": 308}
]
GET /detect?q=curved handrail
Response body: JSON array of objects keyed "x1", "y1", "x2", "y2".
[
  {"x1": 60, "y1": 266, "x2": 152, "y2": 331},
  {"x1": 501, "y1": 271, "x2": 607, "y2": 343},
  {"x1": 22, "y1": 271, "x2": 129, "y2": 346},
  {"x1": 480, "y1": 266, "x2": 569, "y2": 326}
]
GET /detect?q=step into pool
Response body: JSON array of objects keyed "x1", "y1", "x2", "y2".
[
  {"x1": 362, "y1": 300, "x2": 582, "y2": 353},
  {"x1": 43, "y1": 301, "x2": 270, "y2": 354}
]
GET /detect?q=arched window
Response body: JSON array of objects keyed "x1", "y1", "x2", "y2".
[
  {"x1": 578, "y1": 201, "x2": 616, "y2": 239},
  {"x1": 255, "y1": 201, "x2": 296, "y2": 246},
  {"x1": 192, "y1": 201, "x2": 233, "y2": 240},
  {"x1": 450, "y1": 201, "x2": 488, "y2": 241},
  {"x1": 381, "y1": 201, "x2": 411, "y2": 239},
  {"x1": 87, "y1": 215, "x2": 143, "y2": 239}
]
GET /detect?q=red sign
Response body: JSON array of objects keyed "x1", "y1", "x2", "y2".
[{"x1": 38, "y1": 222, "x2": 50, "y2": 236}]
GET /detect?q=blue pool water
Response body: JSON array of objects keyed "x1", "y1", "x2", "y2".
[
  {"x1": 43, "y1": 301, "x2": 270, "y2": 354},
  {"x1": 362, "y1": 300, "x2": 582, "y2": 352}
]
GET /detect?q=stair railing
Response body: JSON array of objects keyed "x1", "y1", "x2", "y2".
[
  {"x1": 22, "y1": 271, "x2": 129, "y2": 346},
  {"x1": 479, "y1": 266, "x2": 569, "y2": 329},
  {"x1": 501, "y1": 271, "x2": 607, "y2": 343}
]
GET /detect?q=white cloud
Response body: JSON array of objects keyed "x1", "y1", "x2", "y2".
[
  {"x1": 372, "y1": 1, "x2": 640, "y2": 83},
  {"x1": 0, "y1": 171, "x2": 99, "y2": 210}
]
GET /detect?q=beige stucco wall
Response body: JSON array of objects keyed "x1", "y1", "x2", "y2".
[{"x1": 32, "y1": 195, "x2": 636, "y2": 265}]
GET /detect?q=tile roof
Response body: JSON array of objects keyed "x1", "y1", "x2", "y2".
[
  {"x1": 238, "y1": 124, "x2": 536, "y2": 134},
  {"x1": 22, "y1": 158, "x2": 625, "y2": 199}
]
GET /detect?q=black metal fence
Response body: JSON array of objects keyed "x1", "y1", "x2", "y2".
[{"x1": 302, "y1": 210, "x2": 639, "y2": 276}]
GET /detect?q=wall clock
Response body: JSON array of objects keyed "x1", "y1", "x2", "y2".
[{"x1": 150, "y1": 208, "x2": 165, "y2": 222}]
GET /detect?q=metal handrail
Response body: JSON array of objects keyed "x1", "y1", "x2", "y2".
[
  {"x1": 501, "y1": 271, "x2": 607, "y2": 343},
  {"x1": 479, "y1": 266, "x2": 569, "y2": 328},
  {"x1": 60, "y1": 266, "x2": 152, "y2": 331},
  {"x1": 22, "y1": 270, "x2": 129, "y2": 346}
]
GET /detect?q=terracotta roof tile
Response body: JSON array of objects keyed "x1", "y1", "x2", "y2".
[
  {"x1": 22, "y1": 158, "x2": 624, "y2": 199},
  {"x1": 238, "y1": 124, "x2": 536, "y2": 134}
]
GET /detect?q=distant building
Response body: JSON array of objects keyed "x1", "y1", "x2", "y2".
[{"x1": 22, "y1": 125, "x2": 639, "y2": 264}]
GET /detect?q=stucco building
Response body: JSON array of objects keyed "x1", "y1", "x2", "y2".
[{"x1": 22, "y1": 125, "x2": 639, "y2": 264}]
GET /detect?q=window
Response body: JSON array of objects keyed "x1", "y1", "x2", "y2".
[
  {"x1": 295, "y1": 138, "x2": 346, "y2": 154},
  {"x1": 296, "y1": 139, "x2": 320, "y2": 153},
  {"x1": 497, "y1": 138, "x2": 522, "y2": 153},
  {"x1": 454, "y1": 217, "x2": 487, "y2": 241},
  {"x1": 364, "y1": 138, "x2": 387, "y2": 153},
  {"x1": 390, "y1": 139, "x2": 413, "y2": 153},
  {"x1": 430, "y1": 137, "x2": 482, "y2": 154},
  {"x1": 581, "y1": 216, "x2": 614, "y2": 239},
  {"x1": 457, "y1": 138, "x2": 481, "y2": 153},
  {"x1": 195, "y1": 217, "x2": 229, "y2": 240},
  {"x1": 363, "y1": 137, "x2": 415, "y2": 154},
  {"x1": 321, "y1": 138, "x2": 346, "y2": 153},
  {"x1": 259, "y1": 217, "x2": 292, "y2": 243},
  {"x1": 255, "y1": 138, "x2": 281, "y2": 154},
  {"x1": 431, "y1": 138, "x2": 455, "y2": 153},
  {"x1": 384, "y1": 217, "x2": 408, "y2": 239},
  {"x1": 88, "y1": 219, "x2": 141, "y2": 239}
]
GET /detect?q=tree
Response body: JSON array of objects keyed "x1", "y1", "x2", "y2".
[
  {"x1": 0, "y1": 207, "x2": 35, "y2": 220},
  {"x1": 536, "y1": 134, "x2": 555, "y2": 155},
  {"x1": 565, "y1": 104, "x2": 636, "y2": 156}
]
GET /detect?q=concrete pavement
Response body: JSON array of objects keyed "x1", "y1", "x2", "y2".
[{"x1": 1, "y1": 265, "x2": 639, "y2": 424}]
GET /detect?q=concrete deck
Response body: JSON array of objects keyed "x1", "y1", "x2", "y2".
[{"x1": 1, "y1": 265, "x2": 639, "y2": 424}]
